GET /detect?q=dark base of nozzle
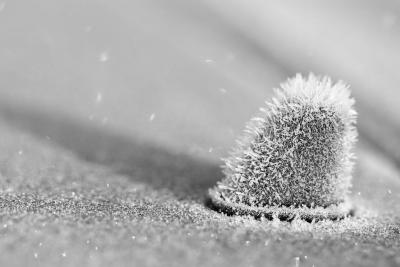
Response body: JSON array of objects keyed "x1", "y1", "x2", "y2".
[{"x1": 207, "y1": 190, "x2": 354, "y2": 223}]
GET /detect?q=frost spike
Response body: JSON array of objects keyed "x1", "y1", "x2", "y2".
[{"x1": 208, "y1": 74, "x2": 357, "y2": 221}]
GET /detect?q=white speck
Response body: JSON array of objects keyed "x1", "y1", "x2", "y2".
[
  {"x1": 95, "y1": 246, "x2": 98, "y2": 251},
  {"x1": 0, "y1": 2, "x2": 6, "y2": 12},
  {"x1": 295, "y1": 257, "x2": 300, "y2": 267},
  {"x1": 388, "y1": 189, "x2": 392, "y2": 194},
  {"x1": 304, "y1": 256, "x2": 308, "y2": 260},
  {"x1": 34, "y1": 253, "x2": 38, "y2": 259},
  {"x1": 382, "y1": 14, "x2": 397, "y2": 28},
  {"x1": 208, "y1": 147, "x2": 213, "y2": 153},
  {"x1": 149, "y1": 113, "x2": 156, "y2": 121},
  {"x1": 245, "y1": 240, "x2": 250, "y2": 246},
  {"x1": 101, "y1": 117, "x2": 108, "y2": 125},
  {"x1": 226, "y1": 52, "x2": 235, "y2": 61},
  {"x1": 96, "y1": 92, "x2": 103, "y2": 103},
  {"x1": 204, "y1": 58, "x2": 214, "y2": 64},
  {"x1": 85, "y1": 25, "x2": 93, "y2": 32},
  {"x1": 18, "y1": 150, "x2": 23, "y2": 155},
  {"x1": 3, "y1": 224, "x2": 7, "y2": 228},
  {"x1": 38, "y1": 242, "x2": 43, "y2": 247},
  {"x1": 131, "y1": 235, "x2": 136, "y2": 240},
  {"x1": 219, "y1": 88, "x2": 227, "y2": 94},
  {"x1": 61, "y1": 252, "x2": 67, "y2": 257},
  {"x1": 357, "y1": 192, "x2": 361, "y2": 196},
  {"x1": 86, "y1": 240, "x2": 91, "y2": 244},
  {"x1": 99, "y1": 52, "x2": 109, "y2": 62},
  {"x1": 264, "y1": 240, "x2": 270, "y2": 246},
  {"x1": 106, "y1": 183, "x2": 110, "y2": 188}
]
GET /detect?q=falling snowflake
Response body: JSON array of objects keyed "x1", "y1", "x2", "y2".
[
  {"x1": 0, "y1": 2, "x2": 6, "y2": 12},
  {"x1": 96, "y1": 92, "x2": 103, "y2": 103},
  {"x1": 219, "y1": 88, "x2": 227, "y2": 94},
  {"x1": 99, "y1": 52, "x2": 109, "y2": 62},
  {"x1": 85, "y1": 25, "x2": 93, "y2": 32}
]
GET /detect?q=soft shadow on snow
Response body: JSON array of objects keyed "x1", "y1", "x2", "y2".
[{"x1": 0, "y1": 101, "x2": 221, "y2": 201}]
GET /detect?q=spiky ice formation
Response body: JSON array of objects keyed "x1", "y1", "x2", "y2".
[{"x1": 210, "y1": 74, "x2": 357, "y2": 218}]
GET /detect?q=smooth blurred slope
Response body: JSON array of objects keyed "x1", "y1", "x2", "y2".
[
  {"x1": 0, "y1": 0, "x2": 284, "y2": 160},
  {"x1": 0, "y1": 102, "x2": 220, "y2": 200}
]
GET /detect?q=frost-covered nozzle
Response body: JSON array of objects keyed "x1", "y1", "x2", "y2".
[{"x1": 209, "y1": 74, "x2": 357, "y2": 221}]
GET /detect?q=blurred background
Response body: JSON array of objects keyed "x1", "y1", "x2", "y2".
[{"x1": 0, "y1": 0, "x2": 400, "y2": 165}]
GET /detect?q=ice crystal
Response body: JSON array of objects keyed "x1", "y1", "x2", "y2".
[
  {"x1": 95, "y1": 92, "x2": 103, "y2": 103},
  {"x1": 211, "y1": 74, "x2": 357, "y2": 209},
  {"x1": 99, "y1": 52, "x2": 109, "y2": 62}
]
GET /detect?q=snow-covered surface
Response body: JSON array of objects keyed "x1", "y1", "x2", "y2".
[{"x1": 0, "y1": 114, "x2": 399, "y2": 267}]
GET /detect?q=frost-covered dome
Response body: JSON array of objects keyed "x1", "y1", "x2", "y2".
[{"x1": 209, "y1": 74, "x2": 357, "y2": 220}]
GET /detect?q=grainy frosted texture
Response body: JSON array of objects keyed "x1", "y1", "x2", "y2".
[
  {"x1": 0, "y1": 112, "x2": 398, "y2": 267},
  {"x1": 212, "y1": 74, "x2": 357, "y2": 210}
]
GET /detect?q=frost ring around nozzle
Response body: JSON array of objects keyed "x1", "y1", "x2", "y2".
[
  {"x1": 207, "y1": 188, "x2": 354, "y2": 222},
  {"x1": 208, "y1": 74, "x2": 358, "y2": 222}
]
